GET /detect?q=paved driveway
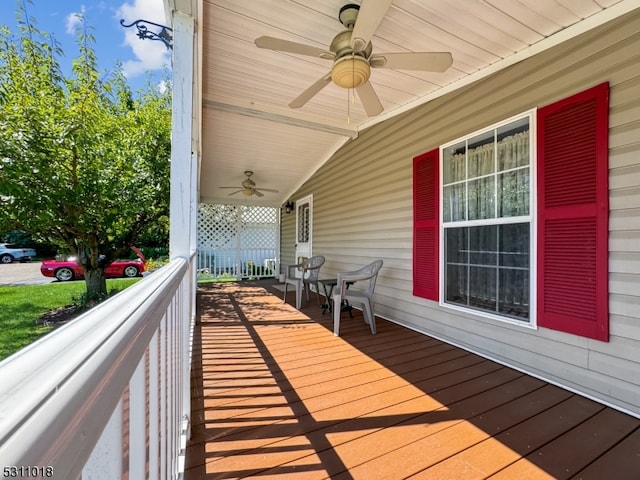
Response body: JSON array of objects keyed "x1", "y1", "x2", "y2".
[{"x1": 0, "y1": 261, "x2": 54, "y2": 286}]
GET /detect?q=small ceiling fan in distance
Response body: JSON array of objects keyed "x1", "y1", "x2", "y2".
[
  {"x1": 219, "y1": 171, "x2": 279, "y2": 197},
  {"x1": 255, "y1": 1, "x2": 453, "y2": 117}
]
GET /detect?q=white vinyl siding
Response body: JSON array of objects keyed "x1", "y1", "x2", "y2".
[{"x1": 281, "y1": 9, "x2": 640, "y2": 416}]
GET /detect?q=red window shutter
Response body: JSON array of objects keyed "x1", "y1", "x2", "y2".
[
  {"x1": 537, "y1": 82, "x2": 609, "y2": 341},
  {"x1": 413, "y1": 148, "x2": 439, "y2": 301}
]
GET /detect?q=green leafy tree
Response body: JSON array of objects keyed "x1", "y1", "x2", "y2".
[{"x1": 0, "y1": 2, "x2": 171, "y2": 300}]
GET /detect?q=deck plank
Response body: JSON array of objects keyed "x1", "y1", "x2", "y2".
[
  {"x1": 570, "y1": 425, "x2": 640, "y2": 479},
  {"x1": 185, "y1": 281, "x2": 640, "y2": 480},
  {"x1": 491, "y1": 407, "x2": 640, "y2": 480}
]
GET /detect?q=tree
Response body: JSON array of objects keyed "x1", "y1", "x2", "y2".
[{"x1": 0, "y1": 2, "x2": 171, "y2": 300}]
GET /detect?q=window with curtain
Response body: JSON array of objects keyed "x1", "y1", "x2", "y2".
[
  {"x1": 442, "y1": 115, "x2": 532, "y2": 322},
  {"x1": 414, "y1": 83, "x2": 609, "y2": 339}
]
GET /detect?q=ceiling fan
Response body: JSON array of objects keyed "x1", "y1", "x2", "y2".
[
  {"x1": 255, "y1": 1, "x2": 453, "y2": 117},
  {"x1": 219, "y1": 171, "x2": 279, "y2": 197}
]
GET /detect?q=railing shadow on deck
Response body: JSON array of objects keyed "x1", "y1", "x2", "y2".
[{"x1": 187, "y1": 280, "x2": 640, "y2": 480}]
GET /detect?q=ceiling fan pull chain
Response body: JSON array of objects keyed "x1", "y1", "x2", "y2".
[
  {"x1": 351, "y1": 53, "x2": 356, "y2": 104},
  {"x1": 346, "y1": 53, "x2": 354, "y2": 124}
]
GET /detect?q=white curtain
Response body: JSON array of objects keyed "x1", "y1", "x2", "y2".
[
  {"x1": 497, "y1": 131, "x2": 529, "y2": 169},
  {"x1": 497, "y1": 131, "x2": 530, "y2": 217},
  {"x1": 443, "y1": 129, "x2": 530, "y2": 222}
]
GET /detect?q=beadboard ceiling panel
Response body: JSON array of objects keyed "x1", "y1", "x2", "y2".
[{"x1": 192, "y1": 0, "x2": 637, "y2": 207}]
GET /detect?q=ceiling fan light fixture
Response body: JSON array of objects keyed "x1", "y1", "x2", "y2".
[
  {"x1": 220, "y1": 170, "x2": 279, "y2": 197},
  {"x1": 254, "y1": 2, "x2": 452, "y2": 115},
  {"x1": 331, "y1": 55, "x2": 370, "y2": 88}
]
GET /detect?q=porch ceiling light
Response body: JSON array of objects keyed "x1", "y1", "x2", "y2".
[
  {"x1": 284, "y1": 201, "x2": 294, "y2": 214},
  {"x1": 331, "y1": 55, "x2": 371, "y2": 89}
]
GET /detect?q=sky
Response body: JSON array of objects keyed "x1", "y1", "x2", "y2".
[{"x1": 0, "y1": 0, "x2": 171, "y2": 93}]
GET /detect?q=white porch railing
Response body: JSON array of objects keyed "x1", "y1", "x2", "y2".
[
  {"x1": 197, "y1": 247, "x2": 277, "y2": 280},
  {"x1": 0, "y1": 256, "x2": 194, "y2": 479}
]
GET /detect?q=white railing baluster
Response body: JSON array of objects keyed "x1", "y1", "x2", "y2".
[
  {"x1": 129, "y1": 356, "x2": 146, "y2": 479},
  {"x1": 160, "y1": 312, "x2": 168, "y2": 480},
  {"x1": 148, "y1": 332, "x2": 159, "y2": 480},
  {"x1": 168, "y1": 305, "x2": 177, "y2": 477},
  {"x1": 83, "y1": 399, "x2": 124, "y2": 477},
  {"x1": 197, "y1": 246, "x2": 278, "y2": 280}
]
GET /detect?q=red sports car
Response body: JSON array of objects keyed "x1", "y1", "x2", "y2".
[{"x1": 40, "y1": 248, "x2": 146, "y2": 282}]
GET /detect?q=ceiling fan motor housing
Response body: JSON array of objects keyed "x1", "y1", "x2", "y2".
[
  {"x1": 242, "y1": 179, "x2": 255, "y2": 189},
  {"x1": 241, "y1": 170, "x2": 256, "y2": 189}
]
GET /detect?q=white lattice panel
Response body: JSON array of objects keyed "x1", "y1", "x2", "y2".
[
  {"x1": 197, "y1": 204, "x2": 278, "y2": 279},
  {"x1": 197, "y1": 204, "x2": 238, "y2": 249}
]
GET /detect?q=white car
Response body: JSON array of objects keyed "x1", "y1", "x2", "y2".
[{"x1": 0, "y1": 243, "x2": 37, "y2": 263}]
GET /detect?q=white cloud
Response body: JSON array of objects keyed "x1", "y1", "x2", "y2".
[
  {"x1": 157, "y1": 79, "x2": 169, "y2": 93},
  {"x1": 117, "y1": 0, "x2": 170, "y2": 78},
  {"x1": 65, "y1": 6, "x2": 86, "y2": 34}
]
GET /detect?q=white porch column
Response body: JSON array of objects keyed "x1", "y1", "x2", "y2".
[
  {"x1": 167, "y1": 7, "x2": 198, "y2": 469},
  {"x1": 169, "y1": 11, "x2": 197, "y2": 261}
]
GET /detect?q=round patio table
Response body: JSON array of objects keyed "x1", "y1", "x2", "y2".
[{"x1": 318, "y1": 278, "x2": 353, "y2": 316}]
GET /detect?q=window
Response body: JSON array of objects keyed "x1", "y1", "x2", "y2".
[
  {"x1": 442, "y1": 115, "x2": 533, "y2": 322},
  {"x1": 413, "y1": 83, "x2": 609, "y2": 340},
  {"x1": 297, "y1": 201, "x2": 310, "y2": 243}
]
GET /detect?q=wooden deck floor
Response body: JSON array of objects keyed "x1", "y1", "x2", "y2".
[{"x1": 185, "y1": 280, "x2": 640, "y2": 480}]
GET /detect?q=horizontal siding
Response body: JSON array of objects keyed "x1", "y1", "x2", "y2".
[
  {"x1": 284, "y1": 9, "x2": 640, "y2": 416},
  {"x1": 610, "y1": 251, "x2": 640, "y2": 275},
  {"x1": 610, "y1": 272, "x2": 640, "y2": 297},
  {"x1": 610, "y1": 186, "x2": 640, "y2": 210},
  {"x1": 280, "y1": 211, "x2": 296, "y2": 275},
  {"x1": 609, "y1": 229, "x2": 640, "y2": 249},
  {"x1": 610, "y1": 143, "x2": 640, "y2": 170},
  {"x1": 609, "y1": 313, "x2": 640, "y2": 341},
  {"x1": 611, "y1": 163, "x2": 640, "y2": 189}
]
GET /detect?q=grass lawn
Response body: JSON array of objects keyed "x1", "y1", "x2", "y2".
[{"x1": 0, "y1": 278, "x2": 140, "y2": 362}]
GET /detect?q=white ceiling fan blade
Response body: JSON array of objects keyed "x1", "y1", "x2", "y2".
[
  {"x1": 226, "y1": 190, "x2": 242, "y2": 196},
  {"x1": 289, "y1": 73, "x2": 332, "y2": 109},
  {"x1": 356, "y1": 81, "x2": 383, "y2": 117},
  {"x1": 255, "y1": 36, "x2": 333, "y2": 59},
  {"x1": 350, "y1": 0, "x2": 393, "y2": 52},
  {"x1": 258, "y1": 188, "x2": 279, "y2": 193},
  {"x1": 220, "y1": 186, "x2": 242, "y2": 189},
  {"x1": 370, "y1": 52, "x2": 453, "y2": 72},
  {"x1": 254, "y1": 190, "x2": 265, "y2": 197}
]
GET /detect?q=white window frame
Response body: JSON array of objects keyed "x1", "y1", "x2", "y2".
[{"x1": 439, "y1": 110, "x2": 537, "y2": 328}]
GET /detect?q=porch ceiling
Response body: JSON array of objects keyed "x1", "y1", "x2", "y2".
[{"x1": 195, "y1": 0, "x2": 636, "y2": 207}]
